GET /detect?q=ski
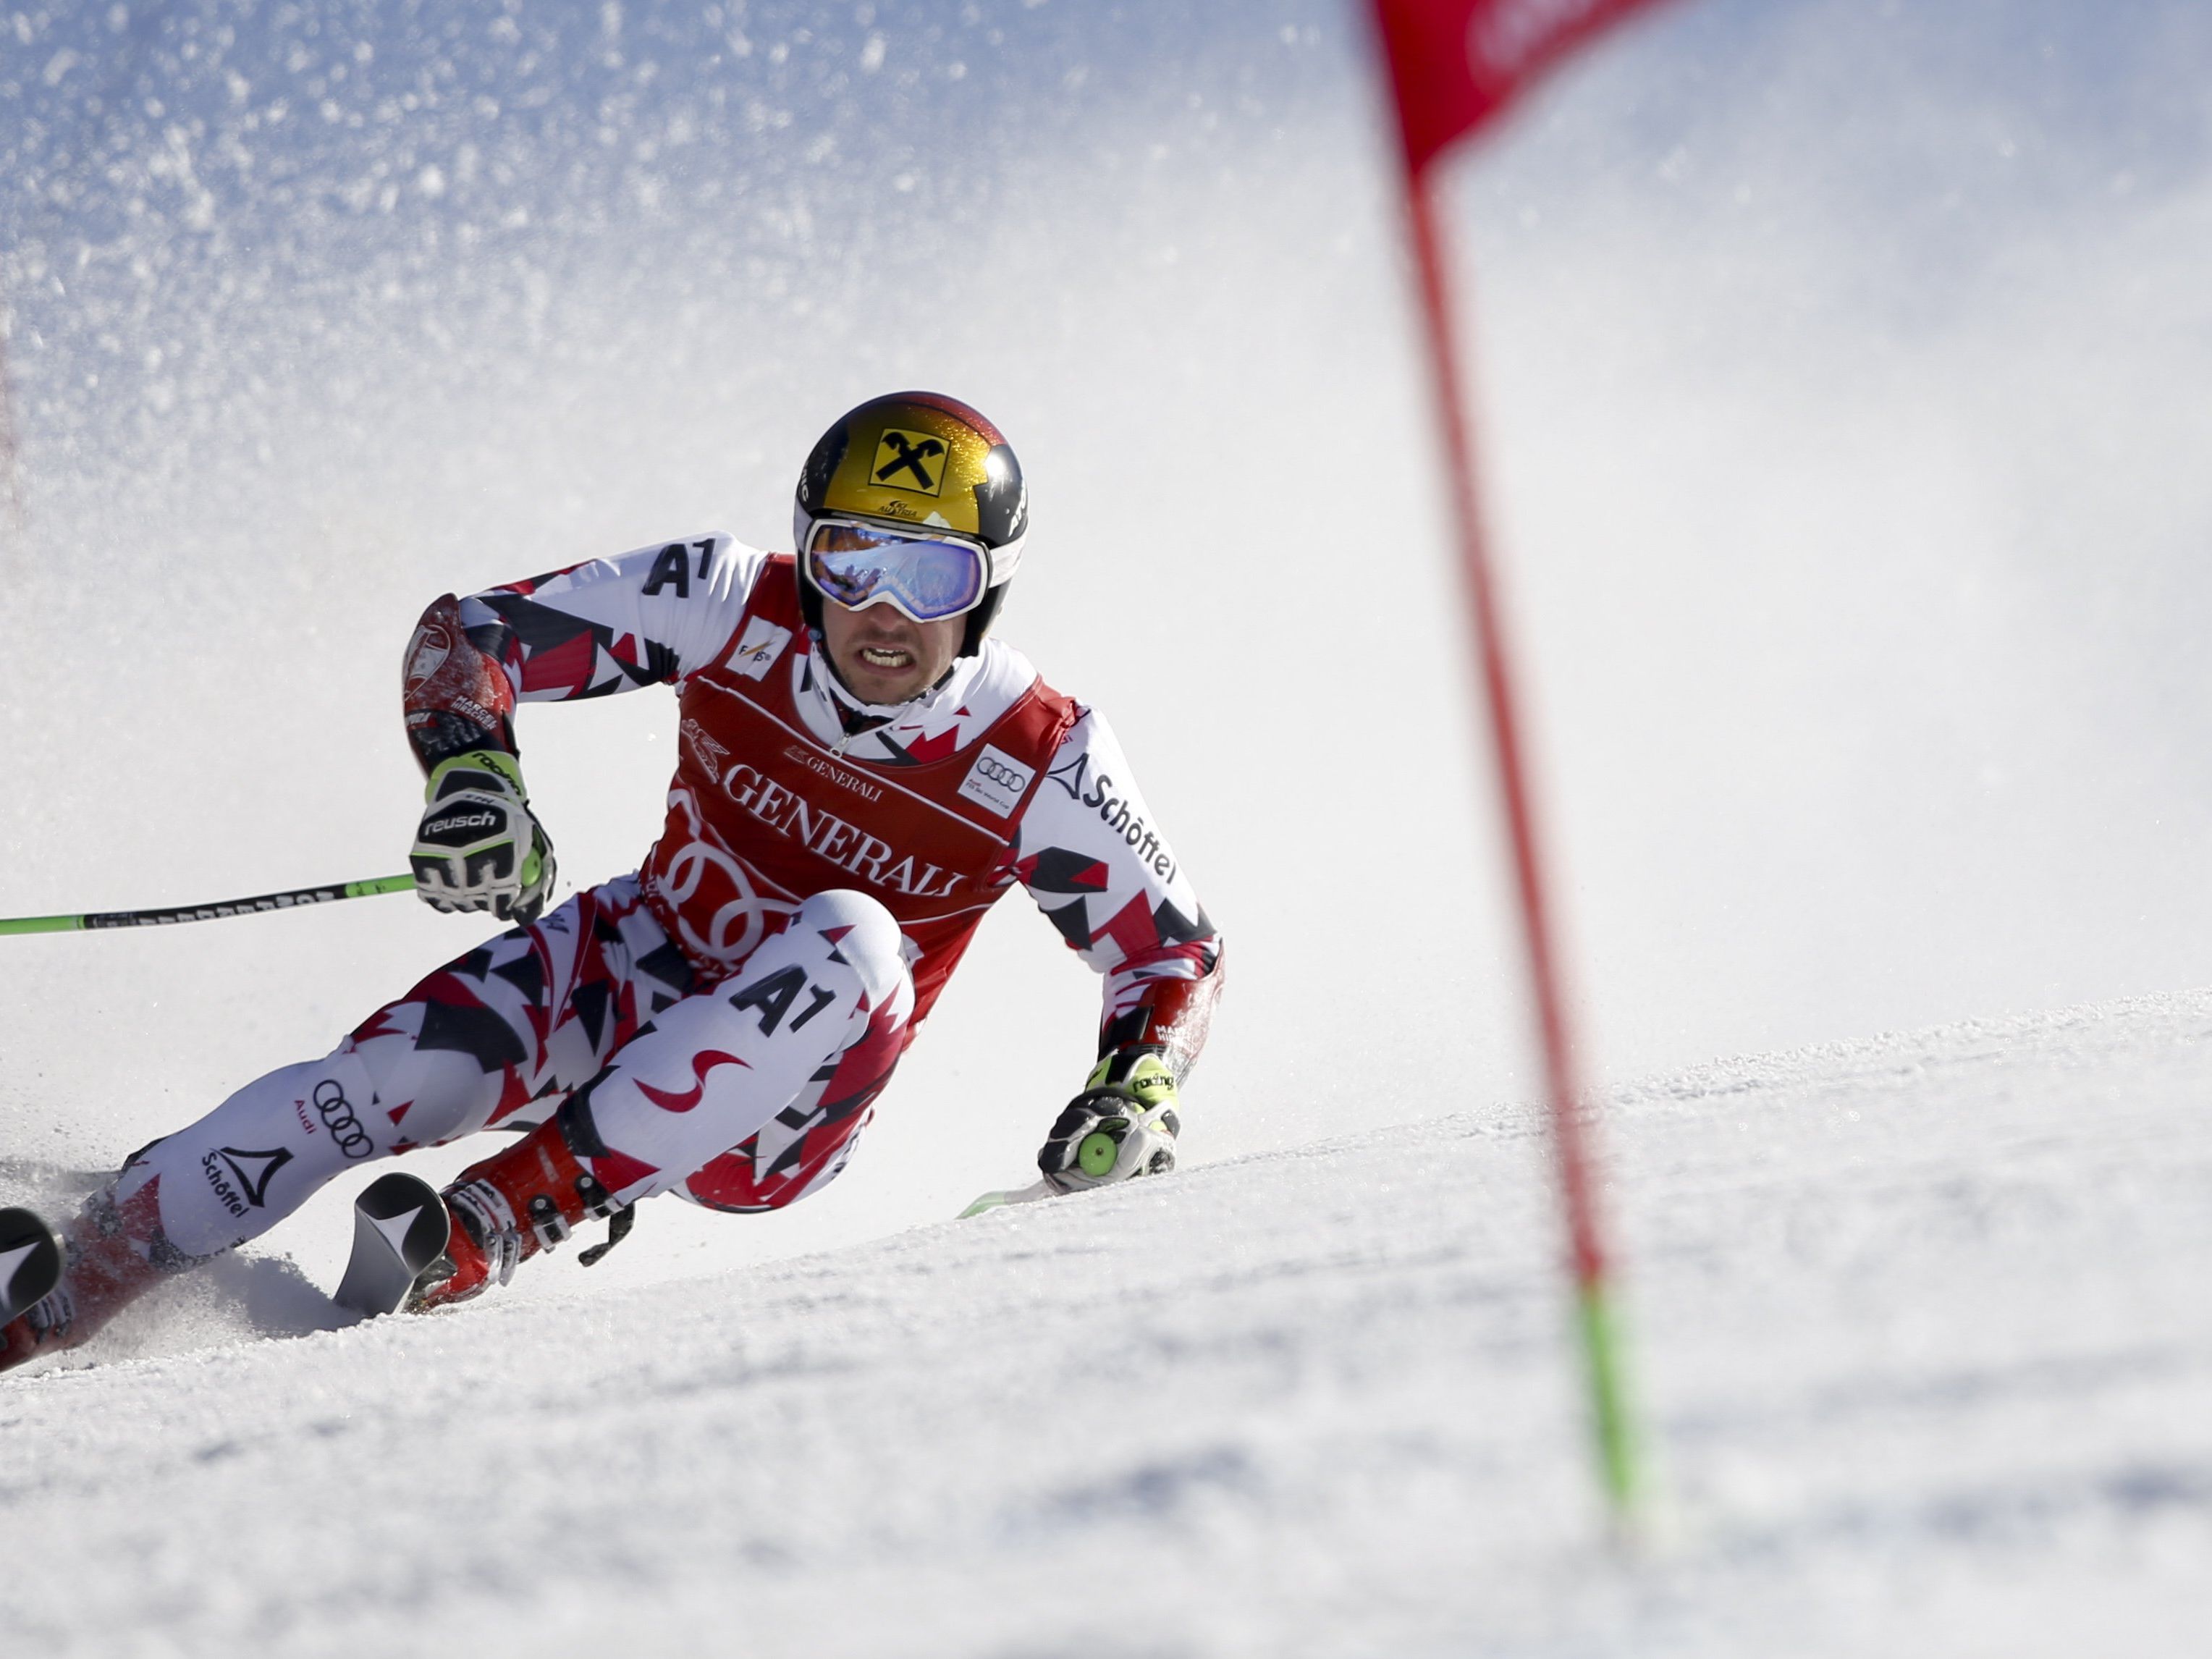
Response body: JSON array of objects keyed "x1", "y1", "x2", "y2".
[
  {"x1": 958, "y1": 1178, "x2": 1059, "y2": 1219},
  {"x1": 333, "y1": 1173, "x2": 452, "y2": 1317},
  {"x1": 0, "y1": 1206, "x2": 64, "y2": 1326}
]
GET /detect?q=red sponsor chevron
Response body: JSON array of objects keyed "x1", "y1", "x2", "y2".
[
  {"x1": 900, "y1": 725, "x2": 961, "y2": 764},
  {"x1": 353, "y1": 1005, "x2": 409, "y2": 1044},
  {"x1": 522, "y1": 631, "x2": 594, "y2": 696},
  {"x1": 1096, "y1": 892, "x2": 1164, "y2": 960},
  {"x1": 1013, "y1": 851, "x2": 1109, "y2": 891}
]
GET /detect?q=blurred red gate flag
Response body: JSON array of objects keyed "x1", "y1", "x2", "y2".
[
  {"x1": 1367, "y1": 0, "x2": 1680, "y2": 1524},
  {"x1": 1373, "y1": 0, "x2": 1676, "y2": 175}
]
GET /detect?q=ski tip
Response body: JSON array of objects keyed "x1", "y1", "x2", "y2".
[
  {"x1": 333, "y1": 1174, "x2": 452, "y2": 1319},
  {"x1": 958, "y1": 1178, "x2": 1058, "y2": 1219},
  {"x1": 0, "y1": 1207, "x2": 66, "y2": 1327}
]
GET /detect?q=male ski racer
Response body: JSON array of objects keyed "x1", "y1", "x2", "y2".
[{"x1": 1, "y1": 391, "x2": 1221, "y2": 1370}]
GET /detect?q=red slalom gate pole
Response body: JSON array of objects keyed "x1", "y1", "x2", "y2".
[{"x1": 1400, "y1": 168, "x2": 1640, "y2": 1520}]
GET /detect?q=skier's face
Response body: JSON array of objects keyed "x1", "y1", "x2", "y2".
[{"x1": 820, "y1": 596, "x2": 965, "y2": 704}]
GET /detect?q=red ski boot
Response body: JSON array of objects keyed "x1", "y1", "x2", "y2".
[
  {"x1": 0, "y1": 1181, "x2": 177, "y2": 1373},
  {"x1": 409, "y1": 1118, "x2": 630, "y2": 1312}
]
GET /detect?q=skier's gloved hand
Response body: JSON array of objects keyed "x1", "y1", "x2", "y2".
[
  {"x1": 410, "y1": 749, "x2": 557, "y2": 923},
  {"x1": 1037, "y1": 1052, "x2": 1181, "y2": 1193}
]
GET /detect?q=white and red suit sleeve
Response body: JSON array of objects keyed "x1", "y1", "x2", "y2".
[
  {"x1": 1012, "y1": 708, "x2": 1223, "y2": 1081},
  {"x1": 400, "y1": 534, "x2": 770, "y2": 769}
]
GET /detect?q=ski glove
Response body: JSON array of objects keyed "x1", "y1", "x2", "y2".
[
  {"x1": 410, "y1": 749, "x2": 557, "y2": 923},
  {"x1": 1037, "y1": 1052, "x2": 1181, "y2": 1193}
]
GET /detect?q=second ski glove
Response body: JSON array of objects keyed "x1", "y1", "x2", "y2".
[
  {"x1": 410, "y1": 748, "x2": 557, "y2": 923},
  {"x1": 1037, "y1": 1051, "x2": 1181, "y2": 1192}
]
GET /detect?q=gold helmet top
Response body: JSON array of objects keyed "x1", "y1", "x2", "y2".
[{"x1": 793, "y1": 392, "x2": 1028, "y2": 651}]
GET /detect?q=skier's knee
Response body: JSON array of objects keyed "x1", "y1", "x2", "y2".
[
  {"x1": 346, "y1": 1026, "x2": 505, "y2": 1146},
  {"x1": 788, "y1": 888, "x2": 907, "y2": 1007}
]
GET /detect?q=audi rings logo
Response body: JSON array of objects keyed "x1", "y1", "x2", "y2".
[
  {"x1": 311, "y1": 1079, "x2": 376, "y2": 1160},
  {"x1": 958, "y1": 743, "x2": 1036, "y2": 819}
]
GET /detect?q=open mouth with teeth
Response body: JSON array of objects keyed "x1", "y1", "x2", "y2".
[{"x1": 858, "y1": 646, "x2": 914, "y2": 669}]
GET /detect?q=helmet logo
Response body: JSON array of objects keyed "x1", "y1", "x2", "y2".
[{"x1": 872, "y1": 429, "x2": 947, "y2": 494}]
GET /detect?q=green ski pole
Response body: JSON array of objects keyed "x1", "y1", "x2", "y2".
[{"x1": 0, "y1": 874, "x2": 415, "y2": 935}]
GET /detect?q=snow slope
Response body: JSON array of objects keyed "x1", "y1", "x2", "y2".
[{"x1": 8, "y1": 989, "x2": 2209, "y2": 1657}]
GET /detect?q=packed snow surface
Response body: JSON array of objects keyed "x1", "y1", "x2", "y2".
[{"x1": 7, "y1": 989, "x2": 2209, "y2": 1656}]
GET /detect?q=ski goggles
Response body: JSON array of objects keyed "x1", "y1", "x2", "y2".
[{"x1": 804, "y1": 520, "x2": 992, "y2": 623}]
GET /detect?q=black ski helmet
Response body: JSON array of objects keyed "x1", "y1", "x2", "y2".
[{"x1": 793, "y1": 391, "x2": 1028, "y2": 657}]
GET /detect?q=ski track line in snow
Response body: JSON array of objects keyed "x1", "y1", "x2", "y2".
[{"x1": 6, "y1": 989, "x2": 2212, "y2": 1656}]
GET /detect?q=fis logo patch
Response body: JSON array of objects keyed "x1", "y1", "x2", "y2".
[
  {"x1": 958, "y1": 744, "x2": 1036, "y2": 818},
  {"x1": 729, "y1": 616, "x2": 793, "y2": 681},
  {"x1": 872, "y1": 428, "x2": 948, "y2": 495}
]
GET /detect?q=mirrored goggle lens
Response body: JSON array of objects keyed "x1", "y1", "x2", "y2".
[{"x1": 806, "y1": 527, "x2": 987, "y2": 622}]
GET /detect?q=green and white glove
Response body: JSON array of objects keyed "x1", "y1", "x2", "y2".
[
  {"x1": 410, "y1": 749, "x2": 557, "y2": 923},
  {"x1": 1037, "y1": 1051, "x2": 1181, "y2": 1193}
]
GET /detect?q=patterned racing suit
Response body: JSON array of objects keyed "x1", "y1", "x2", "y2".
[{"x1": 106, "y1": 535, "x2": 1222, "y2": 1265}]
